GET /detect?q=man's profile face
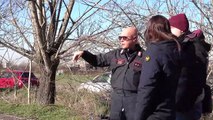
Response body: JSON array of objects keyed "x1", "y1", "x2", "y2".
[
  {"x1": 119, "y1": 27, "x2": 138, "y2": 49},
  {"x1": 170, "y1": 26, "x2": 183, "y2": 37}
]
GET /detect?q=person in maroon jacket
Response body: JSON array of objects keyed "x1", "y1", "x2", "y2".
[
  {"x1": 169, "y1": 13, "x2": 211, "y2": 120},
  {"x1": 73, "y1": 26, "x2": 144, "y2": 120}
]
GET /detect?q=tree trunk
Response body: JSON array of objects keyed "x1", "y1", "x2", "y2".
[{"x1": 37, "y1": 59, "x2": 59, "y2": 104}]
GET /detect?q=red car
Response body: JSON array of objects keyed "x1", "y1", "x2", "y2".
[{"x1": 0, "y1": 70, "x2": 39, "y2": 89}]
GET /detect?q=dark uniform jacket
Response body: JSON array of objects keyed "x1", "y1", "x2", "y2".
[
  {"x1": 135, "y1": 40, "x2": 181, "y2": 120},
  {"x1": 176, "y1": 30, "x2": 211, "y2": 112},
  {"x1": 82, "y1": 44, "x2": 143, "y2": 91}
]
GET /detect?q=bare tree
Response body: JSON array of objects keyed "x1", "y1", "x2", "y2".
[{"x1": 0, "y1": 0, "x2": 115, "y2": 104}]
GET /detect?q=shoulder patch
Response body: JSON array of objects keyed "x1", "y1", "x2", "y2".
[{"x1": 145, "y1": 56, "x2": 151, "y2": 62}]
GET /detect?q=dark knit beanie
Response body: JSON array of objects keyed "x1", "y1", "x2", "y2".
[{"x1": 169, "y1": 13, "x2": 189, "y2": 32}]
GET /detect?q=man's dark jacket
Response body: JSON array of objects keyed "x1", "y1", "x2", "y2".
[{"x1": 82, "y1": 44, "x2": 143, "y2": 91}]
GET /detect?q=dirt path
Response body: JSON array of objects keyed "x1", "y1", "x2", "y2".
[{"x1": 0, "y1": 114, "x2": 27, "y2": 120}]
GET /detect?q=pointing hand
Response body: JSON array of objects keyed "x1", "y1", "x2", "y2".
[{"x1": 72, "y1": 51, "x2": 84, "y2": 62}]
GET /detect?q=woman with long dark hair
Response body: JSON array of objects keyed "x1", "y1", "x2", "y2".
[{"x1": 134, "y1": 15, "x2": 181, "y2": 120}]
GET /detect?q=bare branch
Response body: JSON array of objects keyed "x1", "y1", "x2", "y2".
[
  {"x1": 28, "y1": 1, "x2": 50, "y2": 70},
  {"x1": 55, "y1": 0, "x2": 112, "y2": 58},
  {"x1": 9, "y1": 1, "x2": 35, "y2": 52},
  {"x1": 0, "y1": 39, "x2": 33, "y2": 59},
  {"x1": 58, "y1": 25, "x2": 118, "y2": 58},
  {"x1": 112, "y1": 0, "x2": 135, "y2": 27},
  {"x1": 191, "y1": 0, "x2": 213, "y2": 30},
  {"x1": 56, "y1": 0, "x2": 75, "y2": 44}
]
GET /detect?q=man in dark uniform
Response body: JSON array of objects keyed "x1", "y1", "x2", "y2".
[{"x1": 73, "y1": 26, "x2": 144, "y2": 120}]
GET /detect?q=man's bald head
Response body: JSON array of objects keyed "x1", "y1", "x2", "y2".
[{"x1": 120, "y1": 26, "x2": 138, "y2": 38}]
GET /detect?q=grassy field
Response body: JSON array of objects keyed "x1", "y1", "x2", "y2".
[
  {"x1": 0, "y1": 73, "x2": 110, "y2": 120},
  {"x1": 0, "y1": 73, "x2": 212, "y2": 120}
]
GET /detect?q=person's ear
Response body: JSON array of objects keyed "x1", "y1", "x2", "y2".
[{"x1": 133, "y1": 37, "x2": 138, "y2": 42}]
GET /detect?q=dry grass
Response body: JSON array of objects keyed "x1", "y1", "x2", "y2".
[
  {"x1": 0, "y1": 73, "x2": 110, "y2": 119},
  {"x1": 0, "y1": 73, "x2": 212, "y2": 119},
  {"x1": 55, "y1": 83, "x2": 110, "y2": 119}
]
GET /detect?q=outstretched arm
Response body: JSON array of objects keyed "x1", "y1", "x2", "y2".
[{"x1": 73, "y1": 50, "x2": 113, "y2": 67}]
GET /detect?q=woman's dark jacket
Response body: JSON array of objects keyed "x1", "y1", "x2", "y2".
[{"x1": 134, "y1": 40, "x2": 181, "y2": 120}]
